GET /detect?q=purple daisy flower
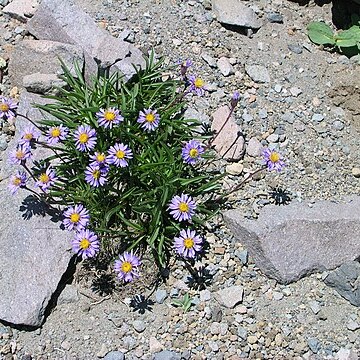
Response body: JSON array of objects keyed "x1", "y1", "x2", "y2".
[
  {"x1": 8, "y1": 171, "x2": 27, "y2": 195},
  {"x1": 230, "y1": 91, "x2": 240, "y2": 108},
  {"x1": 0, "y1": 96, "x2": 17, "y2": 118},
  {"x1": 179, "y1": 59, "x2": 193, "y2": 77},
  {"x1": 89, "y1": 152, "x2": 108, "y2": 167},
  {"x1": 114, "y1": 251, "x2": 141, "y2": 283},
  {"x1": 174, "y1": 229, "x2": 203, "y2": 258},
  {"x1": 137, "y1": 108, "x2": 160, "y2": 132},
  {"x1": 74, "y1": 125, "x2": 97, "y2": 152},
  {"x1": 71, "y1": 229, "x2": 100, "y2": 259},
  {"x1": 263, "y1": 148, "x2": 285, "y2": 172},
  {"x1": 19, "y1": 125, "x2": 40, "y2": 145},
  {"x1": 96, "y1": 107, "x2": 123, "y2": 129},
  {"x1": 107, "y1": 143, "x2": 133, "y2": 168},
  {"x1": 35, "y1": 168, "x2": 57, "y2": 192},
  {"x1": 9, "y1": 144, "x2": 32, "y2": 165},
  {"x1": 182, "y1": 139, "x2": 204, "y2": 165},
  {"x1": 46, "y1": 124, "x2": 69, "y2": 145},
  {"x1": 84, "y1": 164, "x2": 108, "y2": 187},
  {"x1": 168, "y1": 193, "x2": 196, "y2": 222},
  {"x1": 188, "y1": 75, "x2": 206, "y2": 96},
  {"x1": 63, "y1": 204, "x2": 90, "y2": 231}
]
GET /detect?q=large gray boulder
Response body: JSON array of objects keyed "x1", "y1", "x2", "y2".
[
  {"x1": 0, "y1": 92, "x2": 73, "y2": 327},
  {"x1": 223, "y1": 197, "x2": 360, "y2": 284},
  {"x1": 27, "y1": 0, "x2": 145, "y2": 79},
  {"x1": 212, "y1": 0, "x2": 262, "y2": 30}
]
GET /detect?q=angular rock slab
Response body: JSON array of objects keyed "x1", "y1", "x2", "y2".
[
  {"x1": 223, "y1": 197, "x2": 360, "y2": 284},
  {"x1": 0, "y1": 92, "x2": 73, "y2": 327},
  {"x1": 27, "y1": 0, "x2": 145, "y2": 79},
  {"x1": 212, "y1": 0, "x2": 262, "y2": 29},
  {"x1": 211, "y1": 105, "x2": 245, "y2": 161},
  {"x1": 2, "y1": 0, "x2": 39, "y2": 22},
  {"x1": 324, "y1": 261, "x2": 360, "y2": 307},
  {"x1": 8, "y1": 40, "x2": 84, "y2": 89}
]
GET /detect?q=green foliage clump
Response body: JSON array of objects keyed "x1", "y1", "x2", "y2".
[{"x1": 307, "y1": 17, "x2": 360, "y2": 56}]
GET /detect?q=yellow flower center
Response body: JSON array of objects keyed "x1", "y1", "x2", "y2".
[
  {"x1": 96, "y1": 153, "x2": 105, "y2": 162},
  {"x1": 121, "y1": 261, "x2": 132, "y2": 273},
  {"x1": 39, "y1": 173, "x2": 50, "y2": 183},
  {"x1": 93, "y1": 170, "x2": 100, "y2": 179},
  {"x1": 51, "y1": 128, "x2": 61, "y2": 137},
  {"x1": 179, "y1": 202, "x2": 189, "y2": 212},
  {"x1": 145, "y1": 113, "x2": 155, "y2": 123},
  {"x1": 70, "y1": 213, "x2": 80, "y2": 223},
  {"x1": 269, "y1": 152, "x2": 280, "y2": 163},
  {"x1": 116, "y1": 150, "x2": 125, "y2": 159},
  {"x1": 189, "y1": 148, "x2": 198, "y2": 158},
  {"x1": 13, "y1": 178, "x2": 21, "y2": 186},
  {"x1": 194, "y1": 78, "x2": 204, "y2": 88},
  {"x1": 79, "y1": 239, "x2": 90, "y2": 249},
  {"x1": 15, "y1": 150, "x2": 24, "y2": 159},
  {"x1": 184, "y1": 237, "x2": 194, "y2": 249},
  {"x1": 79, "y1": 133, "x2": 89, "y2": 144},
  {"x1": 104, "y1": 111, "x2": 116, "y2": 122},
  {"x1": 24, "y1": 133, "x2": 33, "y2": 140},
  {"x1": 0, "y1": 104, "x2": 9, "y2": 112}
]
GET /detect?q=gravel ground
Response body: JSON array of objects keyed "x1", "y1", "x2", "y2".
[{"x1": 1, "y1": 0, "x2": 360, "y2": 359}]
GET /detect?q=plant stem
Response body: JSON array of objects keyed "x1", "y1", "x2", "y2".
[
  {"x1": 217, "y1": 167, "x2": 266, "y2": 200},
  {"x1": 17, "y1": 113, "x2": 43, "y2": 131}
]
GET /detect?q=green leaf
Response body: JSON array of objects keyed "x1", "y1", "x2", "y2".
[
  {"x1": 307, "y1": 21, "x2": 335, "y2": 45},
  {"x1": 335, "y1": 25, "x2": 360, "y2": 48}
]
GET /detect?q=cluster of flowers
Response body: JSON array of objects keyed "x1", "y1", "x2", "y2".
[{"x1": 4, "y1": 59, "x2": 286, "y2": 284}]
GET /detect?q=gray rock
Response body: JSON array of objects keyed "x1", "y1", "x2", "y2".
[
  {"x1": 201, "y1": 53, "x2": 217, "y2": 68},
  {"x1": 332, "y1": 120, "x2": 345, "y2": 131},
  {"x1": 267, "y1": 12, "x2": 283, "y2": 23},
  {"x1": 153, "y1": 350, "x2": 181, "y2": 360},
  {"x1": 237, "y1": 326, "x2": 247, "y2": 340},
  {"x1": 9, "y1": 40, "x2": 84, "y2": 88},
  {"x1": 57, "y1": 284, "x2": 79, "y2": 305},
  {"x1": 288, "y1": 44, "x2": 303, "y2": 54},
  {"x1": 246, "y1": 137, "x2": 262, "y2": 157},
  {"x1": 27, "y1": 0, "x2": 144, "y2": 79},
  {"x1": 324, "y1": 261, "x2": 360, "y2": 307},
  {"x1": 132, "y1": 319, "x2": 146, "y2": 333},
  {"x1": 214, "y1": 285, "x2": 244, "y2": 308},
  {"x1": 199, "y1": 289, "x2": 211, "y2": 302},
  {"x1": 336, "y1": 348, "x2": 358, "y2": 360},
  {"x1": 289, "y1": 86, "x2": 302, "y2": 97},
  {"x1": 23, "y1": 73, "x2": 66, "y2": 95},
  {"x1": 104, "y1": 351, "x2": 125, "y2": 360},
  {"x1": 211, "y1": 105, "x2": 245, "y2": 161},
  {"x1": 308, "y1": 338, "x2": 321, "y2": 353},
  {"x1": 308, "y1": 300, "x2": 321, "y2": 315},
  {"x1": 235, "y1": 249, "x2": 248, "y2": 265},
  {"x1": 0, "y1": 134, "x2": 8, "y2": 151},
  {"x1": 155, "y1": 289, "x2": 167, "y2": 304},
  {"x1": 245, "y1": 65, "x2": 270, "y2": 83},
  {"x1": 223, "y1": 197, "x2": 360, "y2": 284},
  {"x1": 210, "y1": 306, "x2": 223, "y2": 322},
  {"x1": 217, "y1": 57, "x2": 234, "y2": 77},
  {"x1": 2, "y1": 0, "x2": 38, "y2": 22},
  {"x1": 212, "y1": 0, "x2": 262, "y2": 29},
  {"x1": 312, "y1": 113, "x2": 324, "y2": 122},
  {"x1": 347, "y1": 319, "x2": 360, "y2": 331},
  {"x1": 0, "y1": 92, "x2": 73, "y2": 327},
  {"x1": 281, "y1": 112, "x2": 295, "y2": 124}
]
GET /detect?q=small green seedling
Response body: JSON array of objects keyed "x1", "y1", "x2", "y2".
[{"x1": 171, "y1": 293, "x2": 193, "y2": 312}]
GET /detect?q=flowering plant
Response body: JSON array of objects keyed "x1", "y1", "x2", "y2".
[
  {"x1": 5, "y1": 53, "x2": 286, "y2": 286},
  {"x1": 6, "y1": 54, "x2": 224, "y2": 282}
]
